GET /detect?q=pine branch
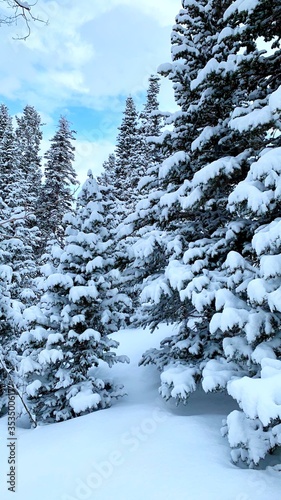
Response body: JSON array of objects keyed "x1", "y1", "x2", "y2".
[{"x1": 0, "y1": 355, "x2": 37, "y2": 428}]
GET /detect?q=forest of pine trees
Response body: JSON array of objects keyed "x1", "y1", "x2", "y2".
[{"x1": 0, "y1": 0, "x2": 281, "y2": 467}]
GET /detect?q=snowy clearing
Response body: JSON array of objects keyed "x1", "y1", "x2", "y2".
[{"x1": 0, "y1": 325, "x2": 280, "y2": 500}]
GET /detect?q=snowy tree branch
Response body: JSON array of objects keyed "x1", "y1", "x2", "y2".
[
  {"x1": 0, "y1": 0, "x2": 47, "y2": 39},
  {"x1": 0, "y1": 356, "x2": 37, "y2": 428}
]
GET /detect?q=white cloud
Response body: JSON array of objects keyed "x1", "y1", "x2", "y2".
[
  {"x1": 1, "y1": 0, "x2": 182, "y2": 179},
  {"x1": 74, "y1": 138, "x2": 115, "y2": 182},
  {"x1": 0, "y1": 0, "x2": 180, "y2": 112}
]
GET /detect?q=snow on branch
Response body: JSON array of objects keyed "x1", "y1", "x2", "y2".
[{"x1": 0, "y1": 0, "x2": 47, "y2": 39}]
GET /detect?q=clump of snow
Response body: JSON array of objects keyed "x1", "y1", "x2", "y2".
[
  {"x1": 160, "y1": 364, "x2": 199, "y2": 400},
  {"x1": 260, "y1": 254, "x2": 281, "y2": 279},
  {"x1": 69, "y1": 285, "x2": 99, "y2": 303},
  {"x1": 224, "y1": 0, "x2": 259, "y2": 19},
  {"x1": 38, "y1": 349, "x2": 63, "y2": 365},
  {"x1": 46, "y1": 333, "x2": 64, "y2": 346},
  {"x1": 44, "y1": 273, "x2": 73, "y2": 291},
  {"x1": 165, "y1": 260, "x2": 193, "y2": 292},
  {"x1": 253, "y1": 218, "x2": 281, "y2": 255},
  {"x1": 140, "y1": 277, "x2": 171, "y2": 304},
  {"x1": 78, "y1": 328, "x2": 101, "y2": 342},
  {"x1": 26, "y1": 380, "x2": 42, "y2": 397},
  {"x1": 228, "y1": 148, "x2": 281, "y2": 215},
  {"x1": 202, "y1": 358, "x2": 239, "y2": 392},
  {"x1": 230, "y1": 106, "x2": 272, "y2": 133},
  {"x1": 224, "y1": 409, "x2": 273, "y2": 465},
  {"x1": 0, "y1": 264, "x2": 13, "y2": 283},
  {"x1": 85, "y1": 256, "x2": 104, "y2": 272},
  {"x1": 224, "y1": 250, "x2": 246, "y2": 271},
  {"x1": 158, "y1": 151, "x2": 189, "y2": 179},
  {"x1": 18, "y1": 357, "x2": 40, "y2": 376},
  {"x1": 227, "y1": 360, "x2": 281, "y2": 427},
  {"x1": 69, "y1": 388, "x2": 101, "y2": 414},
  {"x1": 247, "y1": 278, "x2": 268, "y2": 306}
]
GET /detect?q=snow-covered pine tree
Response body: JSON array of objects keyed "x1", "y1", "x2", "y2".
[
  {"x1": 14, "y1": 104, "x2": 44, "y2": 260},
  {"x1": 139, "y1": 75, "x2": 162, "y2": 141},
  {"x1": 137, "y1": 74, "x2": 166, "y2": 194},
  {"x1": 114, "y1": 96, "x2": 145, "y2": 212},
  {"x1": 97, "y1": 153, "x2": 125, "y2": 227},
  {"x1": 199, "y1": 0, "x2": 281, "y2": 466},
  {"x1": 15, "y1": 104, "x2": 42, "y2": 207},
  {"x1": 98, "y1": 153, "x2": 117, "y2": 186},
  {"x1": 122, "y1": 0, "x2": 268, "y2": 403},
  {"x1": 0, "y1": 246, "x2": 14, "y2": 415},
  {"x1": 0, "y1": 104, "x2": 18, "y2": 203},
  {"x1": 0, "y1": 104, "x2": 40, "y2": 318},
  {"x1": 18, "y1": 170, "x2": 129, "y2": 423},
  {"x1": 121, "y1": 0, "x2": 234, "y2": 332},
  {"x1": 0, "y1": 104, "x2": 42, "y2": 416},
  {"x1": 38, "y1": 116, "x2": 79, "y2": 246}
]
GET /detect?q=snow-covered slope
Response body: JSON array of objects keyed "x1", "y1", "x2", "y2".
[{"x1": 0, "y1": 325, "x2": 280, "y2": 500}]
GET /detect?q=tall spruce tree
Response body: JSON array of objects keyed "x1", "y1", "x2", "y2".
[
  {"x1": 137, "y1": 74, "x2": 165, "y2": 194},
  {"x1": 114, "y1": 96, "x2": 145, "y2": 211},
  {"x1": 0, "y1": 105, "x2": 18, "y2": 203},
  {"x1": 139, "y1": 75, "x2": 162, "y2": 140},
  {"x1": 18, "y1": 170, "x2": 129, "y2": 423},
  {"x1": 201, "y1": 0, "x2": 281, "y2": 466},
  {"x1": 0, "y1": 105, "x2": 41, "y2": 417},
  {"x1": 0, "y1": 104, "x2": 40, "y2": 320},
  {"x1": 121, "y1": 0, "x2": 265, "y2": 403},
  {"x1": 98, "y1": 153, "x2": 117, "y2": 187},
  {"x1": 38, "y1": 116, "x2": 79, "y2": 246},
  {"x1": 15, "y1": 105, "x2": 42, "y2": 208},
  {"x1": 121, "y1": 0, "x2": 281, "y2": 466}
]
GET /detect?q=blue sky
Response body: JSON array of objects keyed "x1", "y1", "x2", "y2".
[{"x1": 0, "y1": 0, "x2": 181, "y2": 181}]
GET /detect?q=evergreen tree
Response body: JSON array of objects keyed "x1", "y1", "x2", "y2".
[
  {"x1": 38, "y1": 116, "x2": 79, "y2": 245},
  {"x1": 98, "y1": 153, "x2": 117, "y2": 187},
  {"x1": 15, "y1": 104, "x2": 43, "y2": 207},
  {"x1": 18, "y1": 170, "x2": 129, "y2": 423},
  {"x1": 139, "y1": 75, "x2": 162, "y2": 140},
  {"x1": 0, "y1": 251, "x2": 14, "y2": 415},
  {"x1": 202, "y1": 0, "x2": 281, "y2": 466},
  {"x1": 123, "y1": 0, "x2": 281, "y2": 466},
  {"x1": 0, "y1": 104, "x2": 18, "y2": 203},
  {"x1": 0, "y1": 104, "x2": 40, "y2": 314},
  {"x1": 122, "y1": 0, "x2": 266, "y2": 403},
  {"x1": 0, "y1": 104, "x2": 42, "y2": 416},
  {"x1": 114, "y1": 96, "x2": 145, "y2": 211},
  {"x1": 137, "y1": 74, "x2": 166, "y2": 195}
]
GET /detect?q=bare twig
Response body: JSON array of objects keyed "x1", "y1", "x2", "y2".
[
  {"x1": 0, "y1": 0, "x2": 48, "y2": 40},
  {"x1": 0, "y1": 355, "x2": 37, "y2": 428}
]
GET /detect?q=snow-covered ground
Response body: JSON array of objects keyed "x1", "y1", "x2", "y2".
[{"x1": 0, "y1": 325, "x2": 280, "y2": 500}]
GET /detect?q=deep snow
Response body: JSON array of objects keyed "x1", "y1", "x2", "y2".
[{"x1": 0, "y1": 324, "x2": 280, "y2": 500}]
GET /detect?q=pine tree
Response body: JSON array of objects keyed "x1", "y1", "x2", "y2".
[
  {"x1": 139, "y1": 75, "x2": 162, "y2": 140},
  {"x1": 15, "y1": 104, "x2": 43, "y2": 207},
  {"x1": 38, "y1": 116, "x2": 79, "y2": 246},
  {"x1": 137, "y1": 74, "x2": 165, "y2": 194},
  {"x1": 114, "y1": 96, "x2": 145, "y2": 211},
  {"x1": 127, "y1": 0, "x2": 281, "y2": 466},
  {"x1": 98, "y1": 153, "x2": 117, "y2": 187},
  {"x1": 202, "y1": 0, "x2": 281, "y2": 466},
  {"x1": 18, "y1": 170, "x2": 129, "y2": 423},
  {"x1": 0, "y1": 104, "x2": 40, "y2": 314},
  {"x1": 0, "y1": 104, "x2": 41, "y2": 415},
  {"x1": 0, "y1": 104, "x2": 18, "y2": 203},
  {"x1": 123, "y1": 0, "x2": 264, "y2": 402},
  {"x1": 0, "y1": 253, "x2": 14, "y2": 415}
]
